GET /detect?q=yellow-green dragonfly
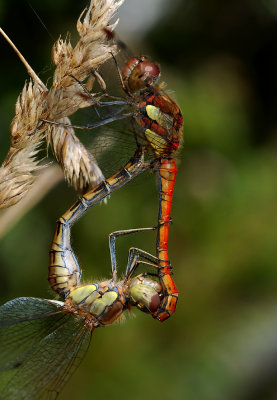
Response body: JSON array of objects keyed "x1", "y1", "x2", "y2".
[
  {"x1": 0, "y1": 253, "x2": 161, "y2": 400},
  {"x1": 0, "y1": 148, "x2": 163, "y2": 400}
]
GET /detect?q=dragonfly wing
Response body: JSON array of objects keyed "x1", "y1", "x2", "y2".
[
  {"x1": 89, "y1": 123, "x2": 138, "y2": 176},
  {"x1": 43, "y1": 318, "x2": 91, "y2": 400},
  {"x1": 0, "y1": 297, "x2": 91, "y2": 400}
]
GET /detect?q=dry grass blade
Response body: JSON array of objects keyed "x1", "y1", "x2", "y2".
[
  {"x1": 48, "y1": 120, "x2": 104, "y2": 193},
  {"x1": 0, "y1": 81, "x2": 47, "y2": 209},
  {"x1": 0, "y1": 0, "x2": 124, "y2": 209}
]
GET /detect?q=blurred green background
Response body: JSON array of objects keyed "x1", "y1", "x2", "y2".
[{"x1": 1, "y1": 0, "x2": 277, "y2": 399}]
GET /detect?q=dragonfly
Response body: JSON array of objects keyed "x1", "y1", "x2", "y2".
[
  {"x1": 0, "y1": 150, "x2": 164, "y2": 400},
  {"x1": 42, "y1": 52, "x2": 183, "y2": 321}
]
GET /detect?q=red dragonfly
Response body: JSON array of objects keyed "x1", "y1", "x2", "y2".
[{"x1": 42, "y1": 53, "x2": 183, "y2": 321}]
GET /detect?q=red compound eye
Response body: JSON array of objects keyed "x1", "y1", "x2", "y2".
[
  {"x1": 123, "y1": 57, "x2": 160, "y2": 93},
  {"x1": 149, "y1": 293, "x2": 161, "y2": 313},
  {"x1": 138, "y1": 61, "x2": 160, "y2": 81},
  {"x1": 122, "y1": 57, "x2": 141, "y2": 81}
]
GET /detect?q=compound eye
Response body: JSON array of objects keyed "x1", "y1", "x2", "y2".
[
  {"x1": 122, "y1": 57, "x2": 140, "y2": 81},
  {"x1": 127, "y1": 61, "x2": 160, "y2": 92},
  {"x1": 129, "y1": 283, "x2": 161, "y2": 313},
  {"x1": 149, "y1": 293, "x2": 160, "y2": 313},
  {"x1": 140, "y1": 61, "x2": 160, "y2": 82}
]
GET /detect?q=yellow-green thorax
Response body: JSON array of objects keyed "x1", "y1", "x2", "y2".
[{"x1": 65, "y1": 281, "x2": 126, "y2": 327}]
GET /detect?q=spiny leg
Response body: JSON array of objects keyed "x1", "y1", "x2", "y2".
[
  {"x1": 40, "y1": 111, "x2": 134, "y2": 132},
  {"x1": 68, "y1": 73, "x2": 103, "y2": 120},
  {"x1": 125, "y1": 247, "x2": 178, "y2": 321},
  {"x1": 69, "y1": 72, "x2": 132, "y2": 107},
  {"x1": 108, "y1": 214, "x2": 177, "y2": 321},
  {"x1": 48, "y1": 74, "x2": 131, "y2": 130},
  {"x1": 110, "y1": 52, "x2": 132, "y2": 97},
  {"x1": 49, "y1": 148, "x2": 149, "y2": 296},
  {"x1": 125, "y1": 247, "x2": 163, "y2": 314},
  {"x1": 109, "y1": 226, "x2": 157, "y2": 281},
  {"x1": 125, "y1": 247, "x2": 159, "y2": 279}
]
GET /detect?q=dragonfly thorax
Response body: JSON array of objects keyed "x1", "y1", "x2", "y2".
[
  {"x1": 121, "y1": 56, "x2": 182, "y2": 158},
  {"x1": 65, "y1": 281, "x2": 126, "y2": 327},
  {"x1": 135, "y1": 92, "x2": 183, "y2": 157}
]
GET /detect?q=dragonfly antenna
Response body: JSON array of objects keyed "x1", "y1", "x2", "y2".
[{"x1": 25, "y1": 0, "x2": 55, "y2": 41}]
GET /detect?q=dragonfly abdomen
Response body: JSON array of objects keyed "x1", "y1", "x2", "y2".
[
  {"x1": 49, "y1": 219, "x2": 81, "y2": 296},
  {"x1": 154, "y1": 158, "x2": 179, "y2": 321}
]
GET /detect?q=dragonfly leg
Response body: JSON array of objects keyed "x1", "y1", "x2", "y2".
[
  {"x1": 91, "y1": 102, "x2": 128, "y2": 121},
  {"x1": 30, "y1": 98, "x2": 131, "y2": 136},
  {"x1": 110, "y1": 52, "x2": 132, "y2": 97},
  {"x1": 49, "y1": 148, "x2": 149, "y2": 296},
  {"x1": 153, "y1": 158, "x2": 179, "y2": 322},
  {"x1": 40, "y1": 111, "x2": 134, "y2": 132},
  {"x1": 69, "y1": 73, "x2": 99, "y2": 104},
  {"x1": 125, "y1": 247, "x2": 164, "y2": 315},
  {"x1": 125, "y1": 247, "x2": 159, "y2": 279},
  {"x1": 69, "y1": 72, "x2": 131, "y2": 107},
  {"x1": 28, "y1": 118, "x2": 45, "y2": 136},
  {"x1": 109, "y1": 226, "x2": 157, "y2": 280}
]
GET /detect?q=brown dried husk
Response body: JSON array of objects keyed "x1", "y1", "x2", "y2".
[
  {"x1": 0, "y1": 0, "x2": 124, "y2": 209},
  {"x1": 0, "y1": 81, "x2": 46, "y2": 209}
]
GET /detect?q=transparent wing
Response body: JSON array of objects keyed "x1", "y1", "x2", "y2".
[
  {"x1": 88, "y1": 123, "x2": 139, "y2": 176},
  {"x1": 0, "y1": 297, "x2": 91, "y2": 400}
]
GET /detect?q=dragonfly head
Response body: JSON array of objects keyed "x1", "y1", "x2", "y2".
[
  {"x1": 122, "y1": 56, "x2": 160, "y2": 93},
  {"x1": 128, "y1": 274, "x2": 162, "y2": 314}
]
